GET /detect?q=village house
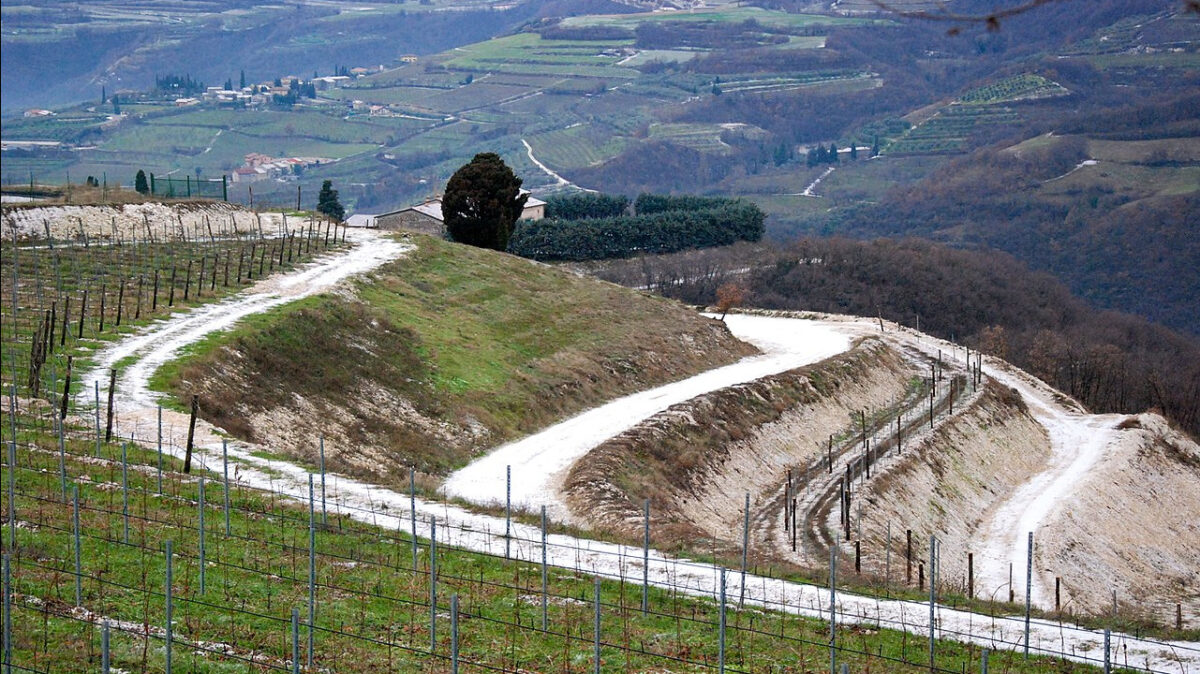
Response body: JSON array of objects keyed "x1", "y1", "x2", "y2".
[
  {"x1": 232, "y1": 154, "x2": 332, "y2": 182},
  {"x1": 375, "y1": 193, "x2": 546, "y2": 235},
  {"x1": 313, "y1": 76, "x2": 352, "y2": 91}
]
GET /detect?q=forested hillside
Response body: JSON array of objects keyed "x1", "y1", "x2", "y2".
[{"x1": 589, "y1": 237, "x2": 1200, "y2": 439}]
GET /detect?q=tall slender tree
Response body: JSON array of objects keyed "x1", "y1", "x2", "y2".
[{"x1": 443, "y1": 153, "x2": 528, "y2": 251}]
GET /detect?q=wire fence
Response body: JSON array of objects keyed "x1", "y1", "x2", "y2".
[
  {"x1": 4, "y1": 423, "x2": 1195, "y2": 673},
  {"x1": 5, "y1": 440, "x2": 1000, "y2": 674}
]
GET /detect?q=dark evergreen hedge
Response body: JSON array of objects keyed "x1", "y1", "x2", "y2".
[
  {"x1": 509, "y1": 201, "x2": 764, "y2": 261},
  {"x1": 544, "y1": 193, "x2": 630, "y2": 220}
]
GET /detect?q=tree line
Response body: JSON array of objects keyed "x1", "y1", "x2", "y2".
[{"x1": 591, "y1": 237, "x2": 1200, "y2": 439}]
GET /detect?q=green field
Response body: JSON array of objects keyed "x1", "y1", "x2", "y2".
[
  {"x1": 562, "y1": 6, "x2": 882, "y2": 30},
  {"x1": 957, "y1": 74, "x2": 1069, "y2": 105}
]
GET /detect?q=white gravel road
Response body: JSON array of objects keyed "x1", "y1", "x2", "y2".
[
  {"x1": 442, "y1": 314, "x2": 851, "y2": 520},
  {"x1": 78, "y1": 232, "x2": 1198, "y2": 671}
]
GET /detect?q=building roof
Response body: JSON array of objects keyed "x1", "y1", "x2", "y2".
[
  {"x1": 345, "y1": 213, "x2": 378, "y2": 228},
  {"x1": 381, "y1": 194, "x2": 542, "y2": 221},
  {"x1": 380, "y1": 198, "x2": 443, "y2": 221}
]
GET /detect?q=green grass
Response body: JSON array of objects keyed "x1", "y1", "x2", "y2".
[
  {"x1": 3, "y1": 425, "x2": 1123, "y2": 673},
  {"x1": 524, "y1": 124, "x2": 633, "y2": 170}
]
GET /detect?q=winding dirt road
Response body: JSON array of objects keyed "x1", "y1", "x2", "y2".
[{"x1": 77, "y1": 231, "x2": 1197, "y2": 671}]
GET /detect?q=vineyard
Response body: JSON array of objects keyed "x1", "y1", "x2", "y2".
[{"x1": 5, "y1": 210, "x2": 1198, "y2": 671}]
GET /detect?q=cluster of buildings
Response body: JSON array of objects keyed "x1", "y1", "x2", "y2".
[
  {"x1": 180, "y1": 65, "x2": 390, "y2": 108},
  {"x1": 231, "y1": 153, "x2": 333, "y2": 183}
]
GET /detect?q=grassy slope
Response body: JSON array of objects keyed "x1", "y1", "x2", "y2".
[{"x1": 162, "y1": 233, "x2": 757, "y2": 479}]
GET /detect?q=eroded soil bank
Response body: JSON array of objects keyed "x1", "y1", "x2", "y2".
[
  {"x1": 849, "y1": 381, "x2": 1051, "y2": 594},
  {"x1": 564, "y1": 337, "x2": 917, "y2": 548}
]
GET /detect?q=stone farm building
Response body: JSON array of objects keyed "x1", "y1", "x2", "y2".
[{"x1": 376, "y1": 195, "x2": 546, "y2": 235}]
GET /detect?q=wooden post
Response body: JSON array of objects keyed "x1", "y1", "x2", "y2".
[
  {"x1": 184, "y1": 394, "x2": 198, "y2": 473},
  {"x1": 60, "y1": 356, "x2": 73, "y2": 420},
  {"x1": 827, "y1": 434, "x2": 832, "y2": 473},
  {"x1": 906, "y1": 529, "x2": 912, "y2": 585},
  {"x1": 168, "y1": 266, "x2": 176, "y2": 307},
  {"x1": 854, "y1": 540, "x2": 861, "y2": 575},
  {"x1": 115, "y1": 283, "x2": 124, "y2": 326},
  {"x1": 78, "y1": 288, "x2": 87, "y2": 338},
  {"x1": 918, "y1": 562, "x2": 925, "y2": 592},
  {"x1": 1055, "y1": 576, "x2": 1061, "y2": 613},
  {"x1": 968, "y1": 552, "x2": 974, "y2": 599},
  {"x1": 104, "y1": 368, "x2": 116, "y2": 442},
  {"x1": 61, "y1": 296, "x2": 70, "y2": 346},
  {"x1": 790, "y1": 498, "x2": 797, "y2": 552},
  {"x1": 929, "y1": 381, "x2": 934, "y2": 429},
  {"x1": 785, "y1": 470, "x2": 791, "y2": 533},
  {"x1": 183, "y1": 261, "x2": 191, "y2": 301}
]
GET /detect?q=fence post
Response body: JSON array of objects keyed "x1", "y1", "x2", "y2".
[
  {"x1": 740, "y1": 492, "x2": 749, "y2": 607},
  {"x1": 156, "y1": 404, "x2": 163, "y2": 494},
  {"x1": 906, "y1": 529, "x2": 912, "y2": 585},
  {"x1": 58, "y1": 414, "x2": 67, "y2": 501},
  {"x1": 222, "y1": 439, "x2": 230, "y2": 536},
  {"x1": 101, "y1": 620, "x2": 110, "y2": 673},
  {"x1": 104, "y1": 368, "x2": 116, "y2": 442},
  {"x1": 319, "y1": 436, "x2": 327, "y2": 526},
  {"x1": 829, "y1": 546, "x2": 837, "y2": 674},
  {"x1": 198, "y1": 477, "x2": 206, "y2": 594},
  {"x1": 3, "y1": 554, "x2": 12, "y2": 674},
  {"x1": 1024, "y1": 531, "x2": 1033, "y2": 657},
  {"x1": 121, "y1": 443, "x2": 129, "y2": 544},
  {"x1": 968, "y1": 552, "x2": 974, "y2": 599},
  {"x1": 183, "y1": 394, "x2": 197, "y2": 474},
  {"x1": 291, "y1": 608, "x2": 300, "y2": 674},
  {"x1": 308, "y1": 474, "x2": 316, "y2": 667},
  {"x1": 165, "y1": 540, "x2": 173, "y2": 674},
  {"x1": 642, "y1": 498, "x2": 650, "y2": 614},
  {"x1": 410, "y1": 467, "x2": 418, "y2": 570},
  {"x1": 982, "y1": 648, "x2": 989, "y2": 674},
  {"x1": 541, "y1": 505, "x2": 549, "y2": 631},
  {"x1": 451, "y1": 593, "x2": 460, "y2": 674},
  {"x1": 719, "y1": 567, "x2": 727, "y2": 674},
  {"x1": 73, "y1": 485, "x2": 82, "y2": 606},
  {"x1": 93, "y1": 380, "x2": 101, "y2": 457},
  {"x1": 1103, "y1": 629, "x2": 1110, "y2": 674},
  {"x1": 6, "y1": 439, "x2": 16, "y2": 551},
  {"x1": 430, "y1": 516, "x2": 438, "y2": 653},
  {"x1": 885, "y1": 522, "x2": 891, "y2": 591},
  {"x1": 594, "y1": 577, "x2": 602, "y2": 674},
  {"x1": 928, "y1": 536, "x2": 937, "y2": 671},
  {"x1": 505, "y1": 464, "x2": 511, "y2": 560}
]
